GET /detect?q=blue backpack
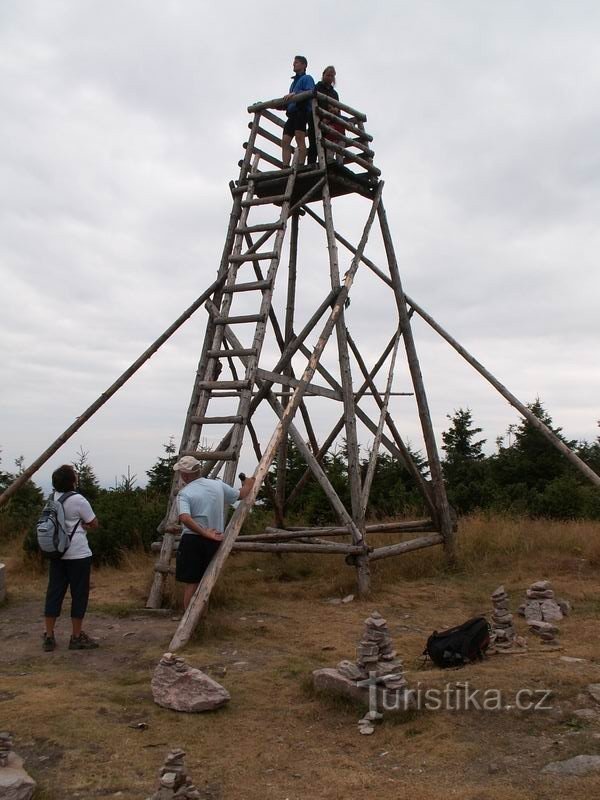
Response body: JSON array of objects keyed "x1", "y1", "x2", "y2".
[{"x1": 36, "y1": 491, "x2": 81, "y2": 559}]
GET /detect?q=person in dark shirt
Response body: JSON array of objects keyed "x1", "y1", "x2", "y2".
[
  {"x1": 282, "y1": 55, "x2": 315, "y2": 166},
  {"x1": 312, "y1": 65, "x2": 344, "y2": 164}
]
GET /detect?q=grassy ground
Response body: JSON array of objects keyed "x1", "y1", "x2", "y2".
[{"x1": 1, "y1": 514, "x2": 600, "y2": 799}]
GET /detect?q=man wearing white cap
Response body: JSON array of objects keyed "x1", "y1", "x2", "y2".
[{"x1": 172, "y1": 456, "x2": 255, "y2": 610}]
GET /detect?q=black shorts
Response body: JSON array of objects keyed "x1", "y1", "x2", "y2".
[
  {"x1": 284, "y1": 108, "x2": 309, "y2": 136},
  {"x1": 175, "y1": 534, "x2": 221, "y2": 584}
]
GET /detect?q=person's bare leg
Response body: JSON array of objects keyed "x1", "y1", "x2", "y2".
[
  {"x1": 282, "y1": 134, "x2": 293, "y2": 166},
  {"x1": 44, "y1": 617, "x2": 56, "y2": 636},
  {"x1": 294, "y1": 131, "x2": 306, "y2": 165},
  {"x1": 72, "y1": 618, "x2": 83, "y2": 637},
  {"x1": 183, "y1": 582, "x2": 199, "y2": 611}
]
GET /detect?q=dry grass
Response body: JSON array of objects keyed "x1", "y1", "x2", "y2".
[{"x1": 1, "y1": 515, "x2": 600, "y2": 799}]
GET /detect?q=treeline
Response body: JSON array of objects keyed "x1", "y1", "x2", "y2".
[
  {"x1": 260, "y1": 400, "x2": 600, "y2": 523},
  {"x1": 1, "y1": 401, "x2": 599, "y2": 565}
]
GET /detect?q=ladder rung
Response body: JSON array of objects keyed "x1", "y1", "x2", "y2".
[
  {"x1": 178, "y1": 450, "x2": 237, "y2": 461},
  {"x1": 235, "y1": 222, "x2": 284, "y2": 234},
  {"x1": 207, "y1": 348, "x2": 257, "y2": 358},
  {"x1": 229, "y1": 251, "x2": 277, "y2": 263},
  {"x1": 191, "y1": 415, "x2": 244, "y2": 425},
  {"x1": 242, "y1": 195, "x2": 289, "y2": 207},
  {"x1": 213, "y1": 313, "x2": 265, "y2": 325},
  {"x1": 223, "y1": 280, "x2": 271, "y2": 293},
  {"x1": 240, "y1": 147, "x2": 284, "y2": 170},
  {"x1": 198, "y1": 380, "x2": 251, "y2": 390}
]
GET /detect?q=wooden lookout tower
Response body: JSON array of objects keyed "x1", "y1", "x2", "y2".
[
  {"x1": 148, "y1": 88, "x2": 457, "y2": 650},
  {"x1": 2, "y1": 91, "x2": 598, "y2": 652}
]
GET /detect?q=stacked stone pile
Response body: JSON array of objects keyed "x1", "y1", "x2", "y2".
[
  {"x1": 528, "y1": 619, "x2": 560, "y2": 645},
  {"x1": 313, "y1": 610, "x2": 415, "y2": 729},
  {"x1": 489, "y1": 586, "x2": 516, "y2": 650},
  {"x1": 518, "y1": 580, "x2": 570, "y2": 622},
  {"x1": 146, "y1": 748, "x2": 201, "y2": 800},
  {"x1": 0, "y1": 732, "x2": 13, "y2": 768},
  {"x1": 337, "y1": 611, "x2": 407, "y2": 688}
]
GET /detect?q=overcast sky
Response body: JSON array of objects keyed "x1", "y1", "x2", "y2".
[{"x1": 1, "y1": 0, "x2": 599, "y2": 490}]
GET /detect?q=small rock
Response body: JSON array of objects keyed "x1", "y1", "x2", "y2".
[
  {"x1": 358, "y1": 723, "x2": 375, "y2": 735},
  {"x1": 560, "y1": 656, "x2": 586, "y2": 664},
  {"x1": 342, "y1": 594, "x2": 354, "y2": 604},
  {"x1": 572, "y1": 709, "x2": 600, "y2": 721},
  {"x1": 542, "y1": 755, "x2": 600, "y2": 775},
  {"x1": 587, "y1": 684, "x2": 600, "y2": 704}
]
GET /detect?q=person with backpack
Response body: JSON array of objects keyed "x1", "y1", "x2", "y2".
[{"x1": 42, "y1": 464, "x2": 99, "y2": 652}]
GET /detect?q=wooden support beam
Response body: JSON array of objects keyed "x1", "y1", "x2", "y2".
[
  {"x1": 405, "y1": 295, "x2": 600, "y2": 489},
  {"x1": 378, "y1": 200, "x2": 456, "y2": 562},
  {"x1": 232, "y1": 541, "x2": 366, "y2": 554},
  {"x1": 247, "y1": 90, "x2": 315, "y2": 113},
  {"x1": 369, "y1": 534, "x2": 444, "y2": 561},
  {"x1": 255, "y1": 368, "x2": 342, "y2": 401}
]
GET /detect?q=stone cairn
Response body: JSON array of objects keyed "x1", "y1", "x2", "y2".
[
  {"x1": 337, "y1": 611, "x2": 408, "y2": 734},
  {"x1": 518, "y1": 580, "x2": 570, "y2": 646},
  {"x1": 0, "y1": 732, "x2": 13, "y2": 768},
  {"x1": 489, "y1": 586, "x2": 516, "y2": 651},
  {"x1": 146, "y1": 748, "x2": 200, "y2": 800}
]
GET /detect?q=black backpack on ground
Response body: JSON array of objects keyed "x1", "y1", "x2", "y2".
[{"x1": 424, "y1": 616, "x2": 490, "y2": 668}]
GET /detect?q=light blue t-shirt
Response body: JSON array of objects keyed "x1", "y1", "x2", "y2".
[{"x1": 177, "y1": 478, "x2": 240, "y2": 535}]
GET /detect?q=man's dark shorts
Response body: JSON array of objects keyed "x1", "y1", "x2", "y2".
[
  {"x1": 284, "y1": 108, "x2": 310, "y2": 136},
  {"x1": 175, "y1": 533, "x2": 221, "y2": 583}
]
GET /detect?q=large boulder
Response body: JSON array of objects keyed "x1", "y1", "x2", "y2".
[{"x1": 151, "y1": 653, "x2": 230, "y2": 713}]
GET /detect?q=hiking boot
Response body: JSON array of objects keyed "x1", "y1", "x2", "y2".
[
  {"x1": 69, "y1": 632, "x2": 99, "y2": 650},
  {"x1": 42, "y1": 633, "x2": 56, "y2": 652}
]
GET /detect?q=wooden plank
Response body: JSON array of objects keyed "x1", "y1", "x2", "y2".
[
  {"x1": 213, "y1": 313, "x2": 265, "y2": 325},
  {"x1": 178, "y1": 450, "x2": 237, "y2": 461},
  {"x1": 190, "y1": 415, "x2": 243, "y2": 425},
  {"x1": 255, "y1": 368, "x2": 342, "y2": 401},
  {"x1": 223, "y1": 279, "x2": 271, "y2": 293},
  {"x1": 206, "y1": 349, "x2": 257, "y2": 359},
  {"x1": 247, "y1": 90, "x2": 314, "y2": 113},
  {"x1": 315, "y1": 92, "x2": 367, "y2": 121},
  {"x1": 235, "y1": 222, "x2": 284, "y2": 234},
  {"x1": 241, "y1": 146, "x2": 284, "y2": 169},
  {"x1": 316, "y1": 107, "x2": 373, "y2": 140},
  {"x1": 322, "y1": 139, "x2": 381, "y2": 175},
  {"x1": 229, "y1": 251, "x2": 278, "y2": 263},
  {"x1": 197, "y1": 380, "x2": 250, "y2": 390},
  {"x1": 319, "y1": 123, "x2": 375, "y2": 156},
  {"x1": 369, "y1": 534, "x2": 444, "y2": 561},
  {"x1": 242, "y1": 194, "x2": 290, "y2": 207},
  {"x1": 231, "y1": 541, "x2": 365, "y2": 554}
]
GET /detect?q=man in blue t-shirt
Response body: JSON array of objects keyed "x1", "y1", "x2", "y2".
[
  {"x1": 173, "y1": 456, "x2": 255, "y2": 609},
  {"x1": 282, "y1": 55, "x2": 315, "y2": 167}
]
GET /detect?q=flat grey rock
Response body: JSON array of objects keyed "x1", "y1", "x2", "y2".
[
  {"x1": 0, "y1": 753, "x2": 36, "y2": 800},
  {"x1": 588, "y1": 684, "x2": 600, "y2": 704},
  {"x1": 151, "y1": 655, "x2": 230, "y2": 713},
  {"x1": 542, "y1": 755, "x2": 600, "y2": 775},
  {"x1": 572, "y1": 708, "x2": 600, "y2": 721},
  {"x1": 313, "y1": 668, "x2": 415, "y2": 712}
]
